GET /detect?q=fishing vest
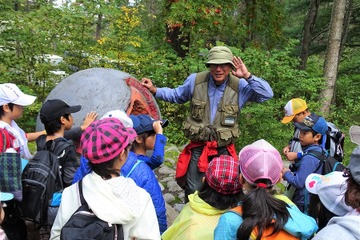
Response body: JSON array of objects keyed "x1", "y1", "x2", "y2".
[{"x1": 182, "y1": 71, "x2": 240, "y2": 147}]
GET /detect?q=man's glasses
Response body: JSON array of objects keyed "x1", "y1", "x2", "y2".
[{"x1": 209, "y1": 64, "x2": 230, "y2": 70}]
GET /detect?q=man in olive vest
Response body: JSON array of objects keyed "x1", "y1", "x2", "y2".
[{"x1": 142, "y1": 46, "x2": 273, "y2": 201}]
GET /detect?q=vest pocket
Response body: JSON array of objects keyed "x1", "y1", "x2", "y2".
[
  {"x1": 220, "y1": 105, "x2": 239, "y2": 126},
  {"x1": 190, "y1": 98, "x2": 206, "y2": 121},
  {"x1": 217, "y1": 129, "x2": 233, "y2": 147}
]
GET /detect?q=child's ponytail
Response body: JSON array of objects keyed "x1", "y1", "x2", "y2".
[{"x1": 237, "y1": 180, "x2": 290, "y2": 240}]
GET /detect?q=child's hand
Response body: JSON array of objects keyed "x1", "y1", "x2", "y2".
[
  {"x1": 281, "y1": 167, "x2": 289, "y2": 177},
  {"x1": 153, "y1": 121, "x2": 163, "y2": 134},
  {"x1": 284, "y1": 151, "x2": 297, "y2": 161},
  {"x1": 81, "y1": 111, "x2": 98, "y2": 131},
  {"x1": 283, "y1": 145, "x2": 290, "y2": 155}
]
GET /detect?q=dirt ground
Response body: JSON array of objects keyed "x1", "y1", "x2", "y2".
[{"x1": 26, "y1": 222, "x2": 50, "y2": 240}]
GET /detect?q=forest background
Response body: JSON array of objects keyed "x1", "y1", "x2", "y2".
[{"x1": 0, "y1": 0, "x2": 359, "y2": 165}]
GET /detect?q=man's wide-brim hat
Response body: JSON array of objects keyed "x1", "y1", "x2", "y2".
[{"x1": 206, "y1": 46, "x2": 235, "y2": 67}]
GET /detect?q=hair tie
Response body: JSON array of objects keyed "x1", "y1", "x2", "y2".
[{"x1": 257, "y1": 183, "x2": 268, "y2": 188}]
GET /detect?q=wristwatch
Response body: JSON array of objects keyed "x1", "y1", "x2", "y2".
[{"x1": 245, "y1": 74, "x2": 253, "y2": 80}]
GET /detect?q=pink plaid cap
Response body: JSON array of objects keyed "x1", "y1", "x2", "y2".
[
  {"x1": 239, "y1": 139, "x2": 283, "y2": 186},
  {"x1": 81, "y1": 118, "x2": 137, "y2": 164},
  {"x1": 205, "y1": 155, "x2": 242, "y2": 195}
]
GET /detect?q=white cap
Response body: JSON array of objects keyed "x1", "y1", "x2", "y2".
[
  {"x1": 305, "y1": 171, "x2": 353, "y2": 216},
  {"x1": 100, "y1": 110, "x2": 133, "y2": 128},
  {"x1": 0, "y1": 83, "x2": 36, "y2": 106}
]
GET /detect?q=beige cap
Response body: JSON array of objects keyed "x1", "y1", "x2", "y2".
[{"x1": 206, "y1": 46, "x2": 234, "y2": 67}]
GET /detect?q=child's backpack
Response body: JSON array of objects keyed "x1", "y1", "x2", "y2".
[
  {"x1": 325, "y1": 122, "x2": 345, "y2": 162},
  {"x1": 21, "y1": 137, "x2": 71, "y2": 226},
  {"x1": 305, "y1": 150, "x2": 346, "y2": 175},
  {"x1": 60, "y1": 179, "x2": 124, "y2": 240}
]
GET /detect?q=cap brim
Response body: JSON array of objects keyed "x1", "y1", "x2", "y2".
[
  {"x1": 350, "y1": 125, "x2": 360, "y2": 145},
  {"x1": 0, "y1": 192, "x2": 14, "y2": 201},
  {"x1": 293, "y1": 122, "x2": 312, "y2": 132},
  {"x1": 66, "y1": 105, "x2": 81, "y2": 114},
  {"x1": 12, "y1": 94, "x2": 36, "y2": 106},
  {"x1": 281, "y1": 115, "x2": 295, "y2": 124},
  {"x1": 206, "y1": 59, "x2": 235, "y2": 67}
]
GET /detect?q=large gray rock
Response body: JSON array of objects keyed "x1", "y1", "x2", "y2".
[{"x1": 36, "y1": 68, "x2": 160, "y2": 131}]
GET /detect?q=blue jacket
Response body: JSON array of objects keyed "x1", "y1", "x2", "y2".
[
  {"x1": 72, "y1": 152, "x2": 167, "y2": 234},
  {"x1": 283, "y1": 144, "x2": 323, "y2": 211},
  {"x1": 121, "y1": 151, "x2": 167, "y2": 233}
]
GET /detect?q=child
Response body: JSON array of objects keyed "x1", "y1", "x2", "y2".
[
  {"x1": 308, "y1": 140, "x2": 360, "y2": 239},
  {"x1": 162, "y1": 155, "x2": 244, "y2": 240},
  {"x1": 50, "y1": 118, "x2": 160, "y2": 240},
  {"x1": 129, "y1": 114, "x2": 168, "y2": 169},
  {"x1": 38, "y1": 99, "x2": 81, "y2": 187},
  {"x1": 0, "y1": 83, "x2": 36, "y2": 240},
  {"x1": 123, "y1": 114, "x2": 168, "y2": 233},
  {"x1": 281, "y1": 113, "x2": 328, "y2": 213},
  {"x1": 0, "y1": 83, "x2": 36, "y2": 162},
  {"x1": 281, "y1": 98, "x2": 311, "y2": 161},
  {"x1": 215, "y1": 139, "x2": 318, "y2": 240},
  {"x1": 72, "y1": 111, "x2": 168, "y2": 234},
  {"x1": 72, "y1": 110, "x2": 133, "y2": 183}
]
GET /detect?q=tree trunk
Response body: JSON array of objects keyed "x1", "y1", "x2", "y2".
[
  {"x1": 320, "y1": 0, "x2": 346, "y2": 116},
  {"x1": 299, "y1": 0, "x2": 320, "y2": 70},
  {"x1": 95, "y1": 14, "x2": 102, "y2": 41},
  {"x1": 339, "y1": 0, "x2": 353, "y2": 58}
]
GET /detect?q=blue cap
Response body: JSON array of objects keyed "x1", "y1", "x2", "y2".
[
  {"x1": 129, "y1": 114, "x2": 168, "y2": 135},
  {"x1": 294, "y1": 113, "x2": 328, "y2": 136}
]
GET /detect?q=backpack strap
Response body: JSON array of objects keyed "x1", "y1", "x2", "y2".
[
  {"x1": 78, "y1": 179, "x2": 86, "y2": 206},
  {"x1": 36, "y1": 135, "x2": 71, "y2": 156},
  {"x1": 52, "y1": 139, "x2": 72, "y2": 157},
  {"x1": 303, "y1": 150, "x2": 324, "y2": 173},
  {"x1": 125, "y1": 160, "x2": 143, "y2": 178},
  {"x1": 0, "y1": 129, "x2": 7, "y2": 152}
]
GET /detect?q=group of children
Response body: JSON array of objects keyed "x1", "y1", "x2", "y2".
[{"x1": 0, "y1": 82, "x2": 359, "y2": 240}]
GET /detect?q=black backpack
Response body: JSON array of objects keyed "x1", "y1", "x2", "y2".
[
  {"x1": 21, "y1": 137, "x2": 71, "y2": 226},
  {"x1": 305, "y1": 150, "x2": 346, "y2": 230},
  {"x1": 305, "y1": 150, "x2": 346, "y2": 175},
  {"x1": 60, "y1": 179, "x2": 124, "y2": 240},
  {"x1": 325, "y1": 122, "x2": 345, "y2": 162}
]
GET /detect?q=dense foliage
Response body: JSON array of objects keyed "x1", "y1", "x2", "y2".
[{"x1": 0, "y1": 0, "x2": 359, "y2": 164}]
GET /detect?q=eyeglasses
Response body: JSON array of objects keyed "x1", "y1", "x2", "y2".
[{"x1": 209, "y1": 64, "x2": 230, "y2": 70}]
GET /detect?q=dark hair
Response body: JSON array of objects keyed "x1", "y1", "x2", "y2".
[
  {"x1": 0, "y1": 103, "x2": 14, "y2": 117},
  {"x1": 307, "y1": 130, "x2": 323, "y2": 144},
  {"x1": 131, "y1": 131, "x2": 155, "y2": 152},
  {"x1": 308, "y1": 194, "x2": 336, "y2": 231},
  {"x1": 237, "y1": 179, "x2": 290, "y2": 240},
  {"x1": 44, "y1": 113, "x2": 70, "y2": 135},
  {"x1": 198, "y1": 180, "x2": 244, "y2": 210},
  {"x1": 87, "y1": 156, "x2": 120, "y2": 180},
  {"x1": 345, "y1": 176, "x2": 360, "y2": 209}
]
